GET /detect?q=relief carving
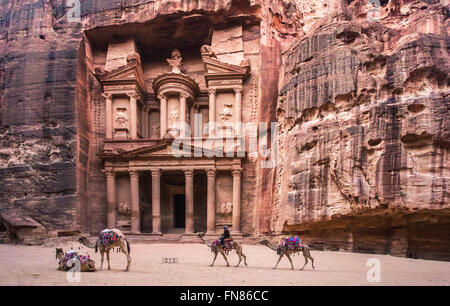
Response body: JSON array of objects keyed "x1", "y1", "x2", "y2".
[
  {"x1": 115, "y1": 108, "x2": 129, "y2": 129},
  {"x1": 167, "y1": 49, "x2": 183, "y2": 73},
  {"x1": 118, "y1": 202, "x2": 131, "y2": 216},
  {"x1": 219, "y1": 104, "x2": 233, "y2": 123}
]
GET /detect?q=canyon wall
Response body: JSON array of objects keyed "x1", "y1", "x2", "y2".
[
  {"x1": 273, "y1": 0, "x2": 450, "y2": 260},
  {"x1": 0, "y1": 0, "x2": 449, "y2": 259}
]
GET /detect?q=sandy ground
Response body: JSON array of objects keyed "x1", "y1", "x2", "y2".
[{"x1": 0, "y1": 242, "x2": 449, "y2": 286}]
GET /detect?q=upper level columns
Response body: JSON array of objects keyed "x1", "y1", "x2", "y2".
[
  {"x1": 233, "y1": 86, "x2": 243, "y2": 136},
  {"x1": 159, "y1": 94, "x2": 168, "y2": 139},
  {"x1": 208, "y1": 88, "x2": 216, "y2": 136},
  {"x1": 127, "y1": 93, "x2": 138, "y2": 139},
  {"x1": 103, "y1": 93, "x2": 113, "y2": 139},
  {"x1": 180, "y1": 92, "x2": 188, "y2": 137}
]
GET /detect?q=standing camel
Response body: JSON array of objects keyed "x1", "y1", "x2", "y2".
[
  {"x1": 79, "y1": 228, "x2": 131, "y2": 271},
  {"x1": 197, "y1": 233, "x2": 248, "y2": 267},
  {"x1": 55, "y1": 248, "x2": 96, "y2": 272},
  {"x1": 259, "y1": 238, "x2": 314, "y2": 270}
]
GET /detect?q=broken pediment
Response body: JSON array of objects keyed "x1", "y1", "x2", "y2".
[
  {"x1": 201, "y1": 45, "x2": 250, "y2": 86},
  {"x1": 100, "y1": 58, "x2": 147, "y2": 95}
]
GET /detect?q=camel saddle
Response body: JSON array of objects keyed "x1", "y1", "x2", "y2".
[{"x1": 212, "y1": 238, "x2": 233, "y2": 255}]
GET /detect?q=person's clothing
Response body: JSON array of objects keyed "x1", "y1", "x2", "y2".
[{"x1": 220, "y1": 228, "x2": 231, "y2": 245}]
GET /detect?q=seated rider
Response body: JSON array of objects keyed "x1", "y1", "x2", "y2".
[{"x1": 219, "y1": 225, "x2": 231, "y2": 246}]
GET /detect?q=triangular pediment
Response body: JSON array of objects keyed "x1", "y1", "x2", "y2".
[
  {"x1": 100, "y1": 59, "x2": 146, "y2": 93},
  {"x1": 202, "y1": 56, "x2": 250, "y2": 77},
  {"x1": 126, "y1": 141, "x2": 173, "y2": 158}
]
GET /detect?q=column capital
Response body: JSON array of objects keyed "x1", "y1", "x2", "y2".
[
  {"x1": 207, "y1": 88, "x2": 216, "y2": 96},
  {"x1": 102, "y1": 92, "x2": 112, "y2": 99},
  {"x1": 232, "y1": 168, "x2": 243, "y2": 177},
  {"x1": 126, "y1": 92, "x2": 139, "y2": 99},
  {"x1": 105, "y1": 168, "x2": 115, "y2": 177},
  {"x1": 206, "y1": 169, "x2": 216, "y2": 177},
  {"x1": 179, "y1": 92, "x2": 190, "y2": 99},
  {"x1": 184, "y1": 168, "x2": 194, "y2": 177},
  {"x1": 233, "y1": 86, "x2": 243, "y2": 94},
  {"x1": 129, "y1": 169, "x2": 139, "y2": 178},
  {"x1": 151, "y1": 169, "x2": 162, "y2": 177},
  {"x1": 157, "y1": 93, "x2": 167, "y2": 100}
]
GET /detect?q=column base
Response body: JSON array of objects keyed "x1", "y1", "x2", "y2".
[
  {"x1": 231, "y1": 231, "x2": 243, "y2": 236},
  {"x1": 183, "y1": 232, "x2": 196, "y2": 236}
]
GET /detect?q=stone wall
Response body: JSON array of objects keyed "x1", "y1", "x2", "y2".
[{"x1": 273, "y1": 0, "x2": 450, "y2": 260}]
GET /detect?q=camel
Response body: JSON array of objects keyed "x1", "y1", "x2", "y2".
[
  {"x1": 55, "y1": 248, "x2": 96, "y2": 272},
  {"x1": 259, "y1": 238, "x2": 314, "y2": 270},
  {"x1": 78, "y1": 228, "x2": 131, "y2": 271},
  {"x1": 197, "y1": 232, "x2": 248, "y2": 267}
]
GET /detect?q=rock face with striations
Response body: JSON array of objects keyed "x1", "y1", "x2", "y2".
[{"x1": 0, "y1": 0, "x2": 449, "y2": 259}]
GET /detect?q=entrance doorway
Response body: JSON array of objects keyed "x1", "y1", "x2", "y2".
[{"x1": 173, "y1": 194, "x2": 186, "y2": 228}]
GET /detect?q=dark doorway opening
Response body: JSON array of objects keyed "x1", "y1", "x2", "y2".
[{"x1": 174, "y1": 194, "x2": 186, "y2": 228}]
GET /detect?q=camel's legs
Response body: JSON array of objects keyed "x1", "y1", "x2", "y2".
[
  {"x1": 300, "y1": 247, "x2": 314, "y2": 270},
  {"x1": 220, "y1": 250, "x2": 230, "y2": 267},
  {"x1": 235, "y1": 246, "x2": 248, "y2": 267},
  {"x1": 300, "y1": 255, "x2": 308, "y2": 270},
  {"x1": 210, "y1": 252, "x2": 219, "y2": 267},
  {"x1": 100, "y1": 250, "x2": 105, "y2": 271},
  {"x1": 119, "y1": 239, "x2": 131, "y2": 271},
  {"x1": 106, "y1": 250, "x2": 111, "y2": 270},
  {"x1": 273, "y1": 252, "x2": 284, "y2": 270},
  {"x1": 286, "y1": 253, "x2": 294, "y2": 270}
]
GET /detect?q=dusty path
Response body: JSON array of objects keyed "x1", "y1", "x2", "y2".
[{"x1": 0, "y1": 242, "x2": 449, "y2": 286}]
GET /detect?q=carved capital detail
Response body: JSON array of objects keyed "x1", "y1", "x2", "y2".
[
  {"x1": 102, "y1": 92, "x2": 112, "y2": 99},
  {"x1": 157, "y1": 93, "x2": 166, "y2": 101},
  {"x1": 129, "y1": 170, "x2": 139, "y2": 178},
  {"x1": 151, "y1": 169, "x2": 162, "y2": 177},
  {"x1": 184, "y1": 168, "x2": 194, "y2": 177},
  {"x1": 126, "y1": 92, "x2": 139, "y2": 99},
  {"x1": 180, "y1": 92, "x2": 190, "y2": 99},
  {"x1": 233, "y1": 86, "x2": 243, "y2": 94},
  {"x1": 206, "y1": 169, "x2": 216, "y2": 177},
  {"x1": 105, "y1": 168, "x2": 115, "y2": 177},
  {"x1": 232, "y1": 168, "x2": 243, "y2": 177},
  {"x1": 207, "y1": 88, "x2": 216, "y2": 96}
]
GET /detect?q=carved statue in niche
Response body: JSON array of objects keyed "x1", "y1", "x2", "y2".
[
  {"x1": 167, "y1": 49, "x2": 183, "y2": 73},
  {"x1": 118, "y1": 202, "x2": 131, "y2": 216},
  {"x1": 200, "y1": 45, "x2": 217, "y2": 59},
  {"x1": 115, "y1": 108, "x2": 129, "y2": 128},
  {"x1": 169, "y1": 109, "x2": 179, "y2": 121},
  {"x1": 219, "y1": 201, "x2": 233, "y2": 215},
  {"x1": 219, "y1": 104, "x2": 233, "y2": 123}
]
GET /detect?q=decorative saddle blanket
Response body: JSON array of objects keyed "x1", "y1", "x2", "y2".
[
  {"x1": 211, "y1": 239, "x2": 233, "y2": 255},
  {"x1": 98, "y1": 230, "x2": 118, "y2": 249},
  {"x1": 60, "y1": 251, "x2": 92, "y2": 270},
  {"x1": 277, "y1": 237, "x2": 303, "y2": 255}
]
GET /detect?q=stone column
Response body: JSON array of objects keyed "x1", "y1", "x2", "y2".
[
  {"x1": 151, "y1": 169, "x2": 162, "y2": 235},
  {"x1": 103, "y1": 93, "x2": 113, "y2": 139},
  {"x1": 207, "y1": 88, "x2": 216, "y2": 136},
  {"x1": 130, "y1": 170, "x2": 140, "y2": 234},
  {"x1": 184, "y1": 169, "x2": 194, "y2": 235},
  {"x1": 159, "y1": 94, "x2": 167, "y2": 139},
  {"x1": 206, "y1": 169, "x2": 216, "y2": 235},
  {"x1": 180, "y1": 92, "x2": 188, "y2": 137},
  {"x1": 105, "y1": 168, "x2": 116, "y2": 229},
  {"x1": 143, "y1": 106, "x2": 150, "y2": 138},
  {"x1": 233, "y1": 86, "x2": 243, "y2": 136},
  {"x1": 128, "y1": 93, "x2": 138, "y2": 139},
  {"x1": 232, "y1": 169, "x2": 242, "y2": 234}
]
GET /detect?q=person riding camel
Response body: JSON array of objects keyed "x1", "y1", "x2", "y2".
[{"x1": 219, "y1": 225, "x2": 232, "y2": 246}]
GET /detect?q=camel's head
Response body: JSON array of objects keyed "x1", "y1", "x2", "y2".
[
  {"x1": 258, "y1": 239, "x2": 269, "y2": 245},
  {"x1": 78, "y1": 236, "x2": 87, "y2": 243},
  {"x1": 55, "y1": 248, "x2": 64, "y2": 260}
]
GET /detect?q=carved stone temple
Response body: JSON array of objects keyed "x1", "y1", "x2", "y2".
[{"x1": 97, "y1": 40, "x2": 251, "y2": 236}]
